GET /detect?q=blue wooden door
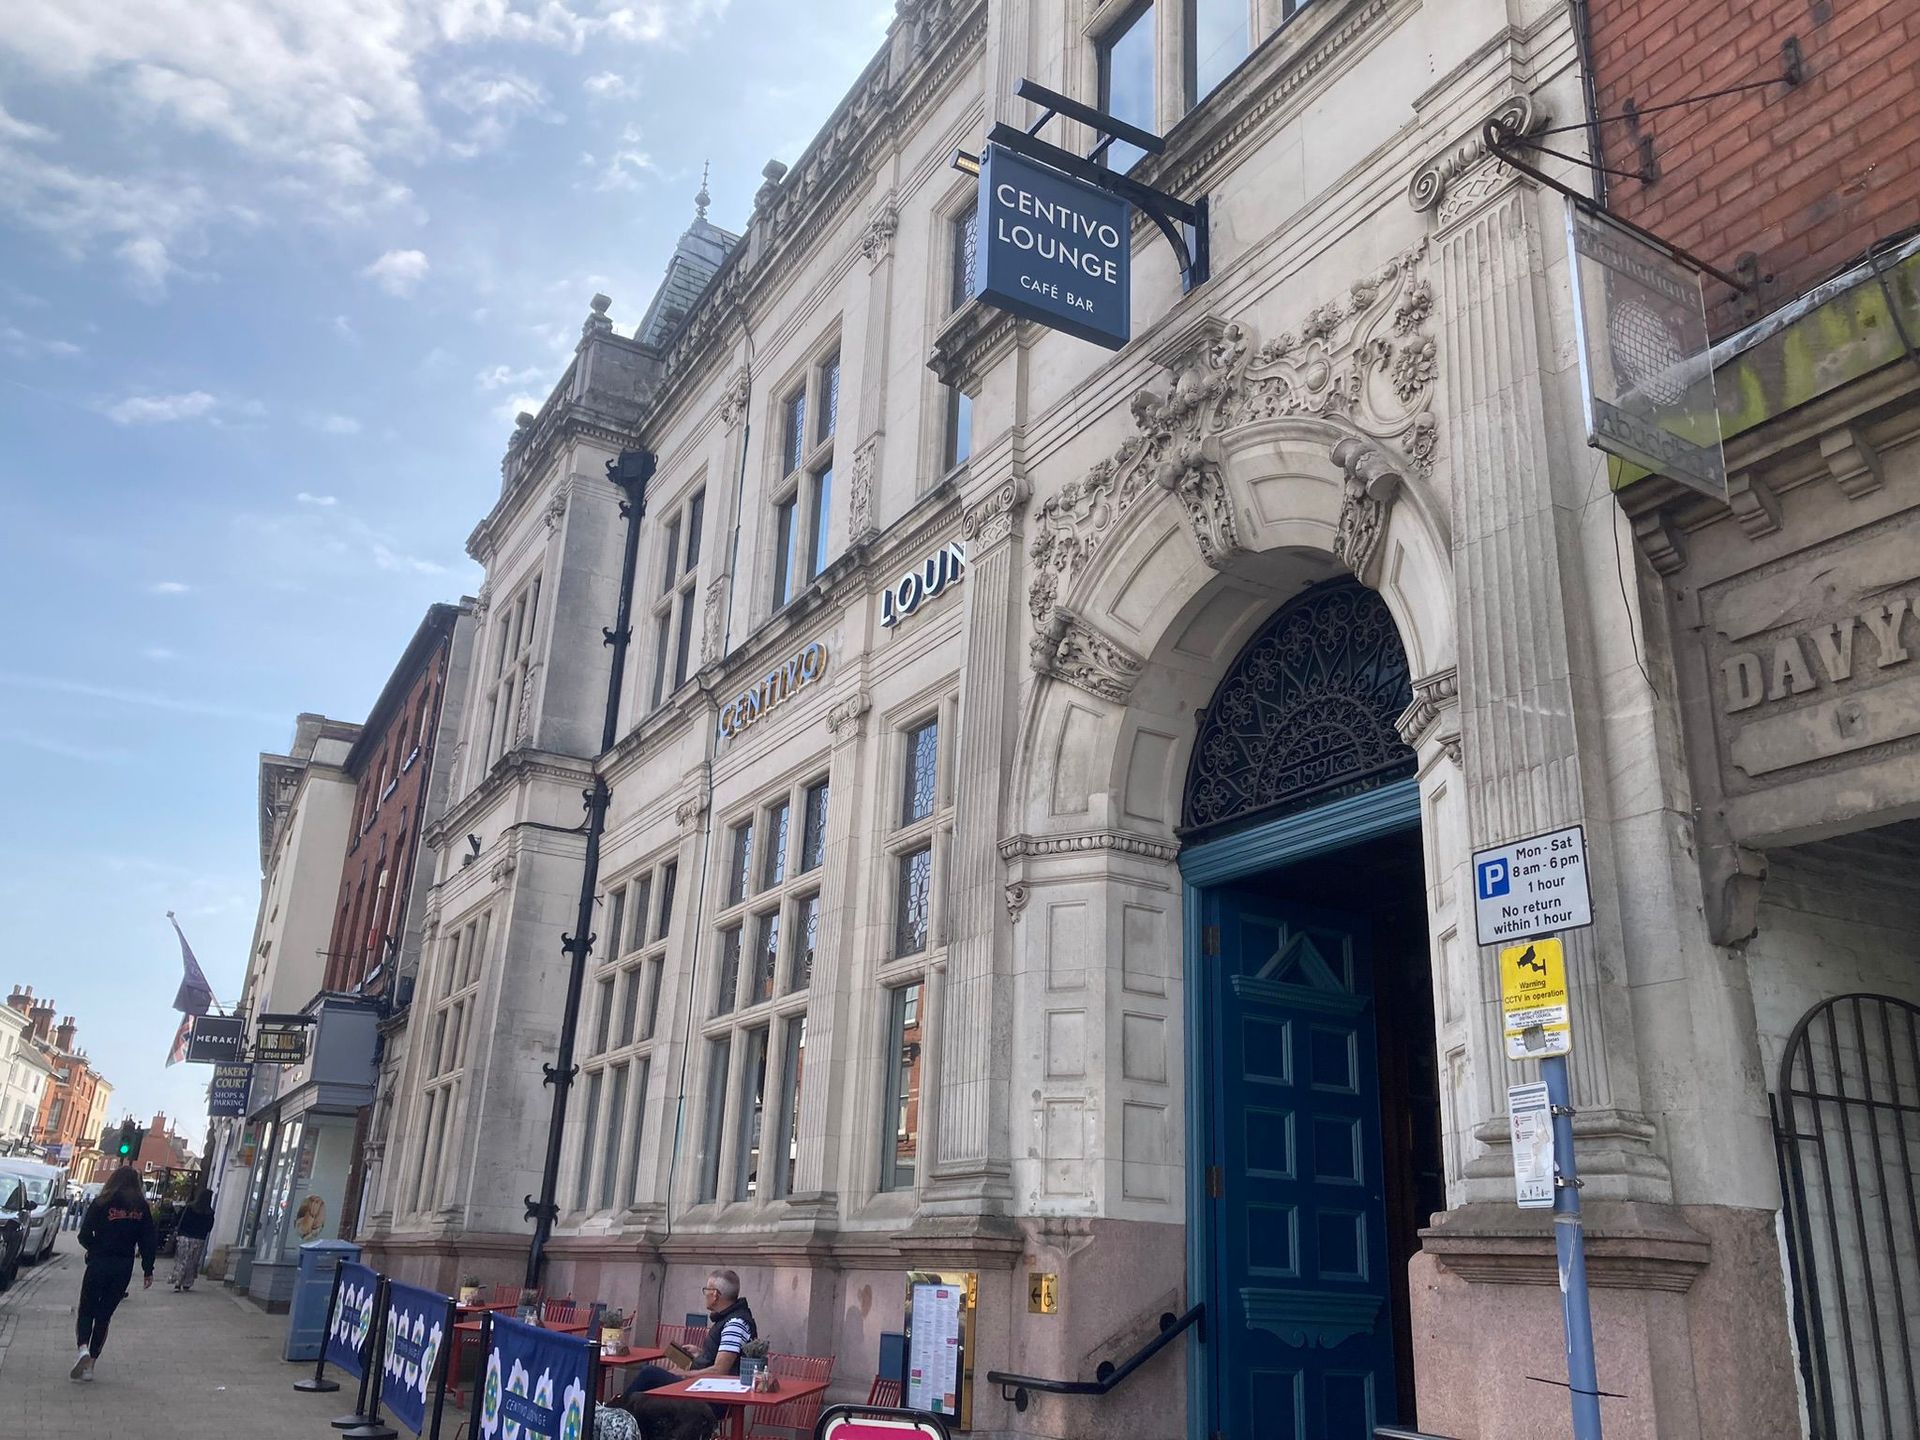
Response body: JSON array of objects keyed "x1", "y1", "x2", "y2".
[{"x1": 1204, "y1": 887, "x2": 1398, "y2": 1439}]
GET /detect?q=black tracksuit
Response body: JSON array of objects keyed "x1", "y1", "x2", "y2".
[{"x1": 76, "y1": 1194, "x2": 156, "y2": 1357}]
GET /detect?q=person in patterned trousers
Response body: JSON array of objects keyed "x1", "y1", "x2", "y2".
[{"x1": 171, "y1": 1190, "x2": 215, "y2": 1291}]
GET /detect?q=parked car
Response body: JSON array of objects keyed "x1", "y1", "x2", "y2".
[
  {"x1": 0, "y1": 1178, "x2": 25, "y2": 1291},
  {"x1": 0, "y1": 1158, "x2": 67, "y2": 1264}
]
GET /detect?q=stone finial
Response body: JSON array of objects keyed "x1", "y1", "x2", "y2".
[
  {"x1": 583, "y1": 292, "x2": 613, "y2": 339},
  {"x1": 755, "y1": 159, "x2": 788, "y2": 212}
]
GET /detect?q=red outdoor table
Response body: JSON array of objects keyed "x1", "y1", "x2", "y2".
[
  {"x1": 596, "y1": 1345, "x2": 668, "y2": 1401},
  {"x1": 646, "y1": 1374, "x2": 831, "y2": 1440}
]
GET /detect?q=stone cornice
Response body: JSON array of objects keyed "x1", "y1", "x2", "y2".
[
  {"x1": 999, "y1": 830, "x2": 1180, "y2": 864},
  {"x1": 470, "y1": 404, "x2": 643, "y2": 564},
  {"x1": 1421, "y1": 1200, "x2": 1711, "y2": 1294},
  {"x1": 425, "y1": 748, "x2": 596, "y2": 848},
  {"x1": 927, "y1": 298, "x2": 1023, "y2": 394}
]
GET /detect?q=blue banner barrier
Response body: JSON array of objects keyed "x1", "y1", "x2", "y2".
[
  {"x1": 381, "y1": 1280, "x2": 452, "y2": 1436},
  {"x1": 478, "y1": 1312, "x2": 595, "y2": 1440},
  {"x1": 326, "y1": 1262, "x2": 380, "y2": 1380}
]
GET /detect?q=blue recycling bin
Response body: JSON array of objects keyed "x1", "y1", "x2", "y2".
[{"x1": 285, "y1": 1238, "x2": 360, "y2": 1362}]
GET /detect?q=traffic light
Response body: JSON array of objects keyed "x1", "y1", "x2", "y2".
[{"x1": 115, "y1": 1120, "x2": 142, "y2": 1159}]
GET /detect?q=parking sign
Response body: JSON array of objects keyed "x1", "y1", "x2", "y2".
[{"x1": 1471, "y1": 825, "x2": 1593, "y2": 947}]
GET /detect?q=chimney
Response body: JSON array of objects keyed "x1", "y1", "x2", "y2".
[
  {"x1": 54, "y1": 1016, "x2": 76, "y2": 1052},
  {"x1": 28, "y1": 1000, "x2": 54, "y2": 1044},
  {"x1": 4, "y1": 985, "x2": 26, "y2": 1014}
]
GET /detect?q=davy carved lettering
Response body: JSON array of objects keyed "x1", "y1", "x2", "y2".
[{"x1": 1026, "y1": 248, "x2": 1436, "y2": 636}]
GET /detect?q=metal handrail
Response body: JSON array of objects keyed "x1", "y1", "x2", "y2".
[{"x1": 985, "y1": 1304, "x2": 1205, "y2": 1412}]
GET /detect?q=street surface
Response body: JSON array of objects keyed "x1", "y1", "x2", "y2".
[{"x1": 0, "y1": 1248, "x2": 334, "y2": 1437}]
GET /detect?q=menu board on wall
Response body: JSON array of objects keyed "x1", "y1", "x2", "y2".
[{"x1": 903, "y1": 1270, "x2": 975, "y2": 1429}]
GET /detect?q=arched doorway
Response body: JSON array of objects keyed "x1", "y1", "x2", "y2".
[{"x1": 1178, "y1": 577, "x2": 1444, "y2": 1440}]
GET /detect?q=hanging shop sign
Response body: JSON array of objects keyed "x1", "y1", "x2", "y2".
[
  {"x1": 254, "y1": 1017, "x2": 312, "y2": 1066},
  {"x1": 974, "y1": 143, "x2": 1131, "y2": 350},
  {"x1": 208, "y1": 1063, "x2": 254, "y2": 1118},
  {"x1": 185, "y1": 1013, "x2": 248, "y2": 1064},
  {"x1": 881, "y1": 542, "x2": 967, "y2": 629},
  {"x1": 1472, "y1": 824, "x2": 1593, "y2": 947},
  {"x1": 1566, "y1": 200, "x2": 1726, "y2": 502},
  {"x1": 718, "y1": 641, "x2": 829, "y2": 740}
]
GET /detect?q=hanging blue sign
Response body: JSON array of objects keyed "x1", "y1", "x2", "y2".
[
  {"x1": 974, "y1": 143, "x2": 1131, "y2": 349},
  {"x1": 326, "y1": 1263, "x2": 381, "y2": 1379},
  {"x1": 479, "y1": 1313, "x2": 594, "y2": 1440},
  {"x1": 382, "y1": 1280, "x2": 452, "y2": 1435},
  {"x1": 207, "y1": 1063, "x2": 254, "y2": 1117}
]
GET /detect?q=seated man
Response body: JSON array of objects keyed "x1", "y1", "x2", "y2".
[{"x1": 621, "y1": 1269, "x2": 757, "y2": 1398}]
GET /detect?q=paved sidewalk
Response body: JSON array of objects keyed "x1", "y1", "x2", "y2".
[{"x1": 0, "y1": 1248, "x2": 369, "y2": 1439}]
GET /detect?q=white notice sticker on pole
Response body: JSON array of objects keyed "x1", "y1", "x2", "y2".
[
  {"x1": 1472, "y1": 824, "x2": 1594, "y2": 947},
  {"x1": 1509, "y1": 1081, "x2": 1556, "y2": 1209}
]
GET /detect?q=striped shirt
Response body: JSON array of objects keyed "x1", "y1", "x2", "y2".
[{"x1": 716, "y1": 1316, "x2": 752, "y2": 1356}]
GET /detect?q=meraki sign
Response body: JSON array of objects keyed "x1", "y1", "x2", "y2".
[{"x1": 975, "y1": 143, "x2": 1131, "y2": 350}]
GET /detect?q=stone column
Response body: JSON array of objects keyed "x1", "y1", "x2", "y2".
[
  {"x1": 925, "y1": 474, "x2": 1029, "y2": 1209},
  {"x1": 1414, "y1": 124, "x2": 1667, "y2": 1203}
]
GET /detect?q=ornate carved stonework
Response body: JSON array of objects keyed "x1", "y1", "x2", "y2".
[
  {"x1": 1004, "y1": 882, "x2": 1029, "y2": 919},
  {"x1": 543, "y1": 483, "x2": 570, "y2": 532},
  {"x1": 701, "y1": 577, "x2": 727, "y2": 666},
  {"x1": 859, "y1": 194, "x2": 899, "y2": 266},
  {"x1": 720, "y1": 368, "x2": 752, "y2": 430},
  {"x1": 1028, "y1": 248, "x2": 1436, "y2": 637},
  {"x1": 474, "y1": 580, "x2": 492, "y2": 619},
  {"x1": 826, "y1": 690, "x2": 872, "y2": 741},
  {"x1": 676, "y1": 765, "x2": 711, "y2": 831},
  {"x1": 1407, "y1": 93, "x2": 1548, "y2": 221},
  {"x1": 1396, "y1": 666, "x2": 1459, "y2": 748},
  {"x1": 961, "y1": 474, "x2": 1031, "y2": 550},
  {"x1": 1029, "y1": 607, "x2": 1145, "y2": 704},
  {"x1": 1330, "y1": 437, "x2": 1404, "y2": 587},
  {"x1": 848, "y1": 436, "x2": 879, "y2": 539},
  {"x1": 997, "y1": 830, "x2": 1182, "y2": 863}
]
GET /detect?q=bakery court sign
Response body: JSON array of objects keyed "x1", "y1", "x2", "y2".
[
  {"x1": 881, "y1": 542, "x2": 967, "y2": 628},
  {"x1": 974, "y1": 143, "x2": 1130, "y2": 350},
  {"x1": 720, "y1": 640, "x2": 829, "y2": 739}
]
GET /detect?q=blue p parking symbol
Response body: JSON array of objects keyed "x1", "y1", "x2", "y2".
[{"x1": 1477, "y1": 857, "x2": 1510, "y2": 899}]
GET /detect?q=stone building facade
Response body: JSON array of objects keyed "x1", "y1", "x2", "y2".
[{"x1": 355, "y1": 0, "x2": 1913, "y2": 1436}]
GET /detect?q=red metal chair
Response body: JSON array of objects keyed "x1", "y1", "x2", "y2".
[
  {"x1": 654, "y1": 1321, "x2": 709, "y2": 1370},
  {"x1": 746, "y1": 1353, "x2": 834, "y2": 1439},
  {"x1": 451, "y1": 1288, "x2": 541, "y2": 1408},
  {"x1": 866, "y1": 1377, "x2": 902, "y2": 1408},
  {"x1": 540, "y1": 1298, "x2": 589, "y2": 1330}
]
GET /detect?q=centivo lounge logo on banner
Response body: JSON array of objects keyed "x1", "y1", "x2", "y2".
[
  {"x1": 382, "y1": 1281, "x2": 448, "y2": 1436},
  {"x1": 479, "y1": 1314, "x2": 590, "y2": 1440},
  {"x1": 974, "y1": 142, "x2": 1131, "y2": 350},
  {"x1": 326, "y1": 1265, "x2": 379, "y2": 1378}
]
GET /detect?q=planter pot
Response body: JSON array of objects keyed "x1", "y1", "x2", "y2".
[
  {"x1": 600, "y1": 1327, "x2": 625, "y2": 1351},
  {"x1": 458, "y1": 1287, "x2": 482, "y2": 1307}
]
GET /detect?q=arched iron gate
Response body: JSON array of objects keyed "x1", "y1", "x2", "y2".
[{"x1": 1772, "y1": 993, "x2": 1920, "y2": 1440}]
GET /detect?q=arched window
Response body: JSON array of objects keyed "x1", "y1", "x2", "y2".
[{"x1": 1182, "y1": 578, "x2": 1415, "y2": 836}]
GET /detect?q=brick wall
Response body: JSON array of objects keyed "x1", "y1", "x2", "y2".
[{"x1": 1590, "y1": 0, "x2": 1920, "y2": 329}]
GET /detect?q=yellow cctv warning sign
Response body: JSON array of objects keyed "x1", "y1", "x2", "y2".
[{"x1": 1500, "y1": 938, "x2": 1571, "y2": 1060}]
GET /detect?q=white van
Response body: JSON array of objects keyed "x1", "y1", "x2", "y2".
[{"x1": 0, "y1": 1158, "x2": 67, "y2": 1263}]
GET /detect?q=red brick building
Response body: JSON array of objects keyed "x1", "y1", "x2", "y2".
[
  {"x1": 1589, "y1": 0, "x2": 1920, "y2": 331},
  {"x1": 327, "y1": 604, "x2": 468, "y2": 996},
  {"x1": 4, "y1": 987, "x2": 111, "y2": 1175}
]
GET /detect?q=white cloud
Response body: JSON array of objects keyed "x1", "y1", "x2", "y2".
[
  {"x1": 0, "y1": 671, "x2": 280, "y2": 724},
  {"x1": 1, "y1": 324, "x2": 82, "y2": 359},
  {"x1": 0, "y1": 728, "x2": 132, "y2": 764},
  {"x1": 583, "y1": 71, "x2": 631, "y2": 97},
  {"x1": 148, "y1": 581, "x2": 192, "y2": 595},
  {"x1": 297, "y1": 492, "x2": 340, "y2": 507},
  {"x1": 103, "y1": 390, "x2": 218, "y2": 425},
  {"x1": 476, "y1": 362, "x2": 546, "y2": 391},
  {"x1": 0, "y1": 100, "x2": 54, "y2": 144},
  {"x1": 372, "y1": 542, "x2": 448, "y2": 575},
  {"x1": 498, "y1": 391, "x2": 546, "y2": 422},
  {"x1": 140, "y1": 646, "x2": 177, "y2": 662},
  {"x1": 330, "y1": 313, "x2": 356, "y2": 341},
  {"x1": 363, "y1": 247, "x2": 429, "y2": 297},
  {"x1": 314, "y1": 414, "x2": 362, "y2": 435},
  {"x1": 580, "y1": 121, "x2": 654, "y2": 191},
  {"x1": 440, "y1": 68, "x2": 557, "y2": 156}
]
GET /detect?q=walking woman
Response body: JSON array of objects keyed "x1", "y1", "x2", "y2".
[
  {"x1": 71, "y1": 1165, "x2": 155, "y2": 1381},
  {"x1": 171, "y1": 1189, "x2": 214, "y2": 1291}
]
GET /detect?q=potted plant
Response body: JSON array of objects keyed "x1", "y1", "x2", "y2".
[
  {"x1": 515, "y1": 1287, "x2": 541, "y2": 1322},
  {"x1": 737, "y1": 1337, "x2": 771, "y2": 1387},
  {"x1": 599, "y1": 1308, "x2": 626, "y2": 1352},
  {"x1": 458, "y1": 1276, "x2": 483, "y2": 1308}
]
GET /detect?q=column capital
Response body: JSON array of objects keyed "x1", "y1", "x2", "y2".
[
  {"x1": 1407, "y1": 92, "x2": 1550, "y2": 228},
  {"x1": 960, "y1": 472, "x2": 1030, "y2": 550}
]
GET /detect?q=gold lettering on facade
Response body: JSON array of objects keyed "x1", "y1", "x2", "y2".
[{"x1": 718, "y1": 640, "x2": 830, "y2": 740}]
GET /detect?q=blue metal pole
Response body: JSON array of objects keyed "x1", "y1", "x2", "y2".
[{"x1": 1541, "y1": 1051, "x2": 1604, "y2": 1439}]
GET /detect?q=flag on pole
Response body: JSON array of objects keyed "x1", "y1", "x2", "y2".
[
  {"x1": 165, "y1": 1014, "x2": 191, "y2": 1067},
  {"x1": 167, "y1": 911, "x2": 213, "y2": 1016}
]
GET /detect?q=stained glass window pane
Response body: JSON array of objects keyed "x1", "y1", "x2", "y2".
[
  {"x1": 656, "y1": 862, "x2": 677, "y2": 939},
  {"x1": 763, "y1": 799, "x2": 790, "y2": 890},
  {"x1": 902, "y1": 718, "x2": 938, "y2": 825},
  {"x1": 782, "y1": 390, "x2": 807, "y2": 475},
  {"x1": 599, "y1": 1063, "x2": 627, "y2": 1210},
  {"x1": 734, "y1": 1028, "x2": 769, "y2": 1201},
  {"x1": 753, "y1": 910, "x2": 780, "y2": 1006},
  {"x1": 715, "y1": 925, "x2": 743, "y2": 1016},
  {"x1": 685, "y1": 490, "x2": 705, "y2": 569},
  {"x1": 627, "y1": 1058, "x2": 651, "y2": 1204},
  {"x1": 950, "y1": 210, "x2": 978, "y2": 312},
  {"x1": 819, "y1": 354, "x2": 840, "y2": 442},
  {"x1": 592, "y1": 977, "x2": 613, "y2": 1054},
  {"x1": 774, "y1": 496, "x2": 797, "y2": 605},
  {"x1": 662, "y1": 516, "x2": 682, "y2": 592},
  {"x1": 618, "y1": 967, "x2": 640, "y2": 1047},
  {"x1": 774, "y1": 1016, "x2": 806, "y2": 1198},
  {"x1": 790, "y1": 892, "x2": 819, "y2": 992},
  {"x1": 800, "y1": 780, "x2": 829, "y2": 872},
  {"x1": 641, "y1": 957, "x2": 664, "y2": 1040},
  {"x1": 881, "y1": 984, "x2": 923, "y2": 1191},
  {"x1": 895, "y1": 845, "x2": 932, "y2": 956},
  {"x1": 809, "y1": 467, "x2": 831, "y2": 580},
  {"x1": 576, "y1": 1068, "x2": 603, "y2": 1208},
  {"x1": 697, "y1": 1038, "x2": 730, "y2": 1202},
  {"x1": 944, "y1": 386, "x2": 972, "y2": 471},
  {"x1": 728, "y1": 822, "x2": 754, "y2": 906},
  {"x1": 674, "y1": 591, "x2": 696, "y2": 688},
  {"x1": 606, "y1": 888, "x2": 626, "y2": 962},
  {"x1": 628, "y1": 876, "x2": 651, "y2": 953}
]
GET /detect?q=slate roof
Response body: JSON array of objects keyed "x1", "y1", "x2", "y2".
[{"x1": 635, "y1": 214, "x2": 740, "y2": 350}]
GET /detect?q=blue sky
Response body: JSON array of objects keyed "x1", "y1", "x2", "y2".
[{"x1": 0, "y1": 0, "x2": 892, "y2": 1152}]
